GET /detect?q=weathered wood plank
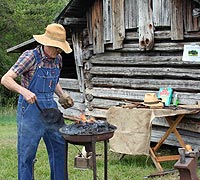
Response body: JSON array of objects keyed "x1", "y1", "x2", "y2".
[
  {"x1": 62, "y1": 17, "x2": 86, "y2": 27},
  {"x1": 103, "y1": 0, "x2": 112, "y2": 43},
  {"x1": 72, "y1": 32, "x2": 85, "y2": 93},
  {"x1": 124, "y1": 0, "x2": 138, "y2": 29},
  {"x1": 111, "y1": 0, "x2": 125, "y2": 49},
  {"x1": 92, "y1": 0, "x2": 104, "y2": 54},
  {"x1": 171, "y1": 0, "x2": 184, "y2": 40},
  {"x1": 183, "y1": 0, "x2": 200, "y2": 32},
  {"x1": 153, "y1": 0, "x2": 171, "y2": 27},
  {"x1": 86, "y1": 7, "x2": 93, "y2": 45},
  {"x1": 59, "y1": 78, "x2": 79, "y2": 90},
  {"x1": 138, "y1": 0, "x2": 154, "y2": 50}
]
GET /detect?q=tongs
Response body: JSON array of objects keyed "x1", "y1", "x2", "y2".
[{"x1": 35, "y1": 100, "x2": 63, "y2": 124}]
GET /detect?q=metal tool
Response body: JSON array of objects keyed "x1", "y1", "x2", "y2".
[
  {"x1": 174, "y1": 147, "x2": 200, "y2": 180},
  {"x1": 144, "y1": 169, "x2": 177, "y2": 179},
  {"x1": 32, "y1": 158, "x2": 37, "y2": 180}
]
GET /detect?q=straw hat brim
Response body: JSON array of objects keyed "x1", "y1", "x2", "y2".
[
  {"x1": 142, "y1": 102, "x2": 164, "y2": 109},
  {"x1": 33, "y1": 34, "x2": 72, "y2": 54}
]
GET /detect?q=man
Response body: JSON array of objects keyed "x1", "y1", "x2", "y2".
[{"x1": 1, "y1": 23, "x2": 74, "y2": 180}]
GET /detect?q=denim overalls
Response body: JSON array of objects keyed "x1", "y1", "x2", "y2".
[{"x1": 17, "y1": 49, "x2": 68, "y2": 180}]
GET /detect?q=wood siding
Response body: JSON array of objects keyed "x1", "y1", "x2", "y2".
[{"x1": 59, "y1": 0, "x2": 200, "y2": 148}]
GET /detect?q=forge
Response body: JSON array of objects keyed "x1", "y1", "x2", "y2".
[{"x1": 59, "y1": 115, "x2": 117, "y2": 180}]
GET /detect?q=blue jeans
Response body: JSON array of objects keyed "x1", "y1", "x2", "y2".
[{"x1": 17, "y1": 96, "x2": 68, "y2": 180}]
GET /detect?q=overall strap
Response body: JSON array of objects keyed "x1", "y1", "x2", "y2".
[{"x1": 33, "y1": 49, "x2": 41, "y2": 64}]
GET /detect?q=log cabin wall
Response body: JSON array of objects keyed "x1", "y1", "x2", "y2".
[{"x1": 77, "y1": 0, "x2": 200, "y2": 148}]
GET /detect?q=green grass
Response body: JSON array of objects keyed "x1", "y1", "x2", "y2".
[{"x1": 0, "y1": 109, "x2": 199, "y2": 180}]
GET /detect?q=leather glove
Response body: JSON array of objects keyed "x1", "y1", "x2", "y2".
[{"x1": 58, "y1": 93, "x2": 74, "y2": 109}]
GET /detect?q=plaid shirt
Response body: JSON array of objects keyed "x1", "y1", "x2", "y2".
[{"x1": 11, "y1": 46, "x2": 62, "y2": 88}]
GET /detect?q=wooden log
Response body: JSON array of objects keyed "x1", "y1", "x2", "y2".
[
  {"x1": 54, "y1": 91, "x2": 85, "y2": 104},
  {"x1": 85, "y1": 87, "x2": 151, "y2": 101},
  {"x1": 90, "y1": 56, "x2": 184, "y2": 65},
  {"x1": 152, "y1": 117, "x2": 200, "y2": 133},
  {"x1": 59, "y1": 78, "x2": 80, "y2": 90},
  {"x1": 126, "y1": 30, "x2": 200, "y2": 41},
  {"x1": 91, "y1": 77, "x2": 200, "y2": 91},
  {"x1": 151, "y1": 128, "x2": 200, "y2": 149},
  {"x1": 90, "y1": 66, "x2": 200, "y2": 80},
  {"x1": 85, "y1": 88, "x2": 200, "y2": 105}
]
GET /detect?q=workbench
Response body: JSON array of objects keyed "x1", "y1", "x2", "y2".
[{"x1": 106, "y1": 105, "x2": 200, "y2": 171}]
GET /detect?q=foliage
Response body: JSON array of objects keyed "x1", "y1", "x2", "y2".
[{"x1": 0, "y1": 0, "x2": 69, "y2": 106}]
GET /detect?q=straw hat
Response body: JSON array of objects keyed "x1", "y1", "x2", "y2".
[
  {"x1": 33, "y1": 23, "x2": 72, "y2": 53},
  {"x1": 143, "y1": 93, "x2": 164, "y2": 109}
]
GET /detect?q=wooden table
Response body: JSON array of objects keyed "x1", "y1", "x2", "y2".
[{"x1": 107, "y1": 106, "x2": 200, "y2": 172}]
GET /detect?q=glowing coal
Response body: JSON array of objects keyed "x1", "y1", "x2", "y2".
[{"x1": 61, "y1": 120, "x2": 117, "y2": 135}]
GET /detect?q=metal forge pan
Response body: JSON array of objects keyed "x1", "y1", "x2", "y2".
[{"x1": 59, "y1": 128, "x2": 115, "y2": 145}]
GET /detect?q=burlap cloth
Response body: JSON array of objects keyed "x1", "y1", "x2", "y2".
[{"x1": 106, "y1": 106, "x2": 200, "y2": 155}]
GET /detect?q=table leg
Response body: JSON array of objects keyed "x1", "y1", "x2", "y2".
[
  {"x1": 150, "y1": 114, "x2": 185, "y2": 171},
  {"x1": 149, "y1": 148, "x2": 163, "y2": 172},
  {"x1": 166, "y1": 117, "x2": 186, "y2": 147},
  {"x1": 153, "y1": 114, "x2": 185, "y2": 152}
]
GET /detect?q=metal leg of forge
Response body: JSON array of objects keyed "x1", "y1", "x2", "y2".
[
  {"x1": 174, "y1": 147, "x2": 200, "y2": 180},
  {"x1": 64, "y1": 139, "x2": 108, "y2": 180},
  {"x1": 64, "y1": 141, "x2": 68, "y2": 180}
]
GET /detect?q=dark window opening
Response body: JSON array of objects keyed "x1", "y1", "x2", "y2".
[{"x1": 60, "y1": 51, "x2": 77, "y2": 79}]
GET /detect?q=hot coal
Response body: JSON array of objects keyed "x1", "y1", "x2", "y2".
[{"x1": 60, "y1": 120, "x2": 117, "y2": 135}]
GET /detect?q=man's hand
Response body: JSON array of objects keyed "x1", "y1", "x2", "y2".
[
  {"x1": 20, "y1": 87, "x2": 36, "y2": 104},
  {"x1": 58, "y1": 93, "x2": 74, "y2": 109}
]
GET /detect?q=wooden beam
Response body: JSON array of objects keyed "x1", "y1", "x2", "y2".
[
  {"x1": 112, "y1": 0, "x2": 125, "y2": 49},
  {"x1": 171, "y1": 0, "x2": 184, "y2": 40},
  {"x1": 138, "y1": 0, "x2": 154, "y2": 50},
  {"x1": 63, "y1": 17, "x2": 86, "y2": 26},
  {"x1": 92, "y1": 0, "x2": 104, "y2": 54}
]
